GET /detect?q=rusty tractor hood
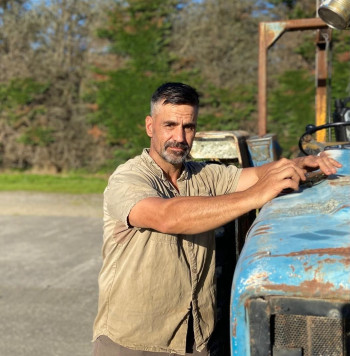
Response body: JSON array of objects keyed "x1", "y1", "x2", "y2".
[{"x1": 230, "y1": 148, "x2": 350, "y2": 355}]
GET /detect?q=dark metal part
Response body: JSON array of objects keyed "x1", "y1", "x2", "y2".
[
  {"x1": 298, "y1": 121, "x2": 350, "y2": 155},
  {"x1": 248, "y1": 297, "x2": 350, "y2": 356}
]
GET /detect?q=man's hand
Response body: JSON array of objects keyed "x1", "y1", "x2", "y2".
[
  {"x1": 243, "y1": 159, "x2": 306, "y2": 208},
  {"x1": 238, "y1": 152, "x2": 342, "y2": 209},
  {"x1": 292, "y1": 151, "x2": 342, "y2": 177}
]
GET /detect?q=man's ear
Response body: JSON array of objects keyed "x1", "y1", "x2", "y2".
[{"x1": 145, "y1": 115, "x2": 153, "y2": 138}]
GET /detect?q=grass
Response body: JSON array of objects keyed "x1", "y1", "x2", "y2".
[{"x1": 0, "y1": 172, "x2": 108, "y2": 194}]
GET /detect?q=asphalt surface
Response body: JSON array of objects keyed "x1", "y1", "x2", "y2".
[{"x1": 0, "y1": 191, "x2": 104, "y2": 356}]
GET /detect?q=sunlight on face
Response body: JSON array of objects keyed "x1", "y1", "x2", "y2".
[{"x1": 149, "y1": 102, "x2": 197, "y2": 167}]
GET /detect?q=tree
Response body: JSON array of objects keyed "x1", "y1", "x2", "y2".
[
  {"x1": 0, "y1": 0, "x2": 113, "y2": 171},
  {"x1": 171, "y1": 0, "x2": 261, "y2": 90},
  {"x1": 0, "y1": 0, "x2": 36, "y2": 82},
  {"x1": 92, "y1": 0, "x2": 186, "y2": 165}
]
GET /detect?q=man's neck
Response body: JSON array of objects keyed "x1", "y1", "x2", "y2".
[
  {"x1": 148, "y1": 150, "x2": 183, "y2": 189},
  {"x1": 164, "y1": 165, "x2": 182, "y2": 190}
]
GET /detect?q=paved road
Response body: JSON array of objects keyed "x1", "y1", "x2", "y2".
[{"x1": 0, "y1": 192, "x2": 104, "y2": 356}]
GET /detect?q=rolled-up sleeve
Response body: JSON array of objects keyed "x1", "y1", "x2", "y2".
[{"x1": 104, "y1": 170, "x2": 159, "y2": 228}]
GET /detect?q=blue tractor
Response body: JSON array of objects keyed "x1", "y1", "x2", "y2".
[{"x1": 230, "y1": 146, "x2": 350, "y2": 356}]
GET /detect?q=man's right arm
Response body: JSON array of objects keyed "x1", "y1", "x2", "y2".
[
  {"x1": 128, "y1": 159, "x2": 303, "y2": 235},
  {"x1": 129, "y1": 153, "x2": 341, "y2": 235}
]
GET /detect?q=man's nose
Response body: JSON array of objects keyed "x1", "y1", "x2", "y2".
[{"x1": 173, "y1": 127, "x2": 186, "y2": 142}]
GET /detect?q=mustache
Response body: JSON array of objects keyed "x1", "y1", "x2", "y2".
[{"x1": 164, "y1": 141, "x2": 190, "y2": 150}]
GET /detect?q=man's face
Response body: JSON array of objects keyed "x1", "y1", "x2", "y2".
[{"x1": 146, "y1": 101, "x2": 197, "y2": 167}]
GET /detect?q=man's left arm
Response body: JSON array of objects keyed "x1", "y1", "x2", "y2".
[
  {"x1": 236, "y1": 152, "x2": 342, "y2": 192},
  {"x1": 291, "y1": 151, "x2": 342, "y2": 175}
]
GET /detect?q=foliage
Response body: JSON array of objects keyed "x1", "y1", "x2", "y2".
[
  {"x1": 18, "y1": 127, "x2": 54, "y2": 146},
  {"x1": 267, "y1": 0, "x2": 316, "y2": 19},
  {"x1": 329, "y1": 31, "x2": 350, "y2": 101},
  {"x1": 0, "y1": 78, "x2": 48, "y2": 108},
  {"x1": 0, "y1": 0, "x2": 113, "y2": 172},
  {"x1": 92, "y1": 0, "x2": 185, "y2": 165},
  {"x1": 196, "y1": 83, "x2": 258, "y2": 134},
  {"x1": 171, "y1": 0, "x2": 260, "y2": 89},
  {"x1": 91, "y1": 0, "x2": 264, "y2": 167},
  {"x1": 1, "y1": 0, "x2": 350, "y2": 172},
  {"x1": 93, "y1": 71, "x2": 159, "y2": 157},
  {"x1": 98, "y1": 0, "x2": 181, "y2": 72},
  {"x1": 268, "y1": 69, "x2": 315, "y2": 157}
]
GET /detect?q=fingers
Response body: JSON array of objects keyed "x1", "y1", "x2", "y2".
[
  {"x1": 268, "y1": 158, "x2": 306, "y2": 182},
  {"x1": 294, "y1": 153, "x2": 342, "y2": 176},
  {"x1": 249, "y1": 165, "x2": 300, "y2": 208},
  {"x1": 275, "y1": 165, "x2": 302, "y2": 191},
  {"x1": 317, "y1": 152, "x2": 342, "y2": 175}
]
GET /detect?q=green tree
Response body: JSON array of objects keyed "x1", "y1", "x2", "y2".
[
  {"x1": 267, "y1": 0, "x2": 316, "y2": 19},
  {"x1": 268, "y1": 69, "x2": 315, "y2": 157},
  {"x1": 0, "y1": 0, "x2": 113, "y2": 171},
  {"x1": 171, "y1": 0, "x2": 260, "y2": 89},
  {"x1": 93, "y1": 0, "x2": 186, "y2": 165},
  {"x1": 169, "y1": 0, "x2": 262, "y2": 137},
  {"x1": 330, "y1": 31, "x2": 350, "y2": 100}
]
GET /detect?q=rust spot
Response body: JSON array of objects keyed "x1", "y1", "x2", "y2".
[
  {"x1": 332, "y1": 204, "x2": 350, "y2": 213},
  {"x1": 271, "y1": 247, "x2": 350, "y2": 268},
  {"x1": 274, "y1": 246, "x2": 350, "y2": 258},
  {"x1": 232, "y1": 318, "x2": 237, "y2": 338},
  {"x1": 303, "y1": 261, "x2": 313, "y2": 272},
  {"x1": 244, "y1": 272, "x2": 270, "y2": 287},
  {"x1": 263, "y1": 278, "x2": 348, "y2": 298},
  {"x1": 254, "y1": 225, "x2": 271, "y2": 235},
  {"x1": 249, "y1": 246, "x2": 350, "y2": 263}
]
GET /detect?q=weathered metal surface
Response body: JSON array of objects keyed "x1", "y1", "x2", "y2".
[
  {"x1": 315, "y1": 28, "x2": 329, "y2": 143},
  {"x1": 230, "y1": 149, "x2": 350, "y2": 355},
  {"x1": 191, "y1": 130, "x2": 250, "y2": 166},
  {"x1": 246, "y1": 134, "x2": 279, "y2": 166}
]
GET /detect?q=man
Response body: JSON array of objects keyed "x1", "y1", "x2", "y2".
[{"x1": 93, "y1": 82, "x2": 341, "y2": 356}]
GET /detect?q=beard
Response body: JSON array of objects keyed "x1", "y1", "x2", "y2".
[{"x1": 161, "y1": 141, "x2": 190, "y2": 165}]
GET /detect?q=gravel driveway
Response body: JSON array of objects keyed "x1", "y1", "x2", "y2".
[{"x1": 0, "y1": 191, "x2": 104, "y2": 356}]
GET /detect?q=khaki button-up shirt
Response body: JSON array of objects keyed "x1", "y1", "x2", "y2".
[{"x1": 93, "y1": 149, "x2": 241, "y2": 355}]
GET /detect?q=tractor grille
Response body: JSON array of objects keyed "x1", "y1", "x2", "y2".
[
  {"x1": 247, "y1": 297, "x2": 350, "y2": 356},
  {"x1": 273, "y1": 313, "x2": 345, "y2": 356}
]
